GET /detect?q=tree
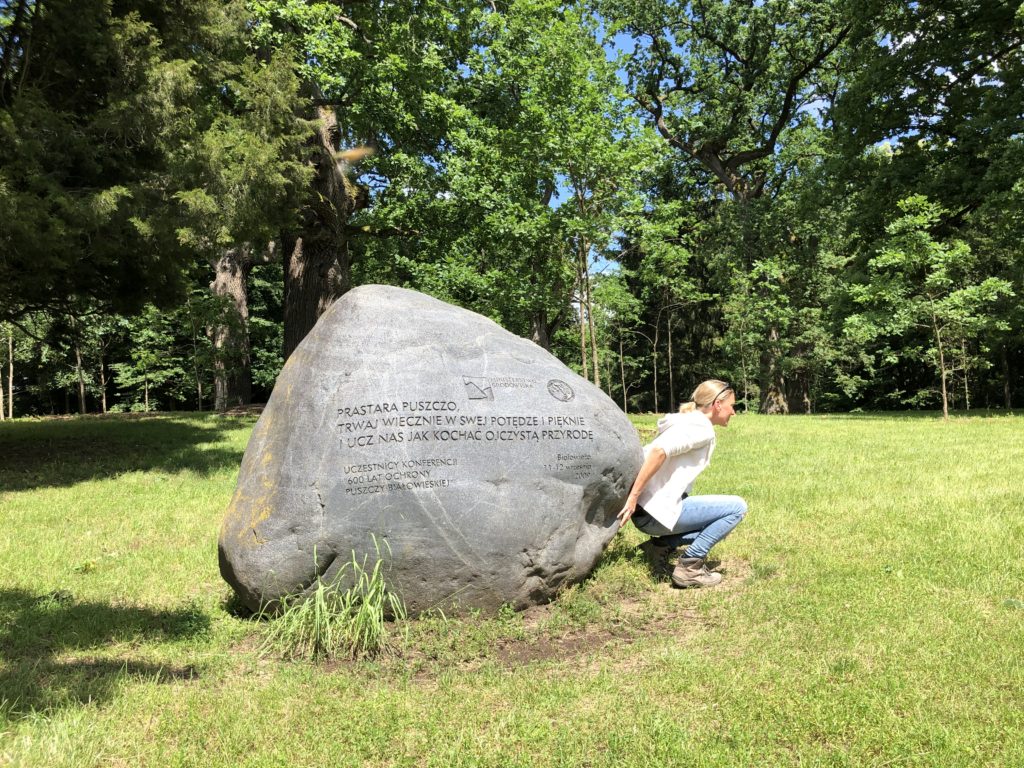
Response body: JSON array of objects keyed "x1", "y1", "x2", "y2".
[
  {"x1": 590, "y1": 270, "x2": 644, "y2": 411},
  {"x1": 1, "y1": 1, "x2": 312, "y2": 410},
  {"x1": 836, "y1": 1, "x2": 1024, "y2": 222},
  {"x1": 247, "y1": 0, "x2": 484, "y2": 358},
  {"x1": 110, "y1": 306, "x2": 187, "y2": 412},
  {"x1": 443, "y1": 0, "x2": 656, "y2": 362},
  {"x1": 0, "y1": 0, "x2": 231, "y2": 323},
  {"x1": 602, "y1": 0, "x2": 853, "y2": 412},
  {"x1": 166, "y1": 4, "x2": 310, "y2": 409},
  {"x1": 835, "y1": 0, "x2": 1024, "y2": 409},
  {"x1": 0, "y1": 322, "x2": 11, "y2": 419},
  {"x1": 845, "y1": 197, "x2": 1013, "y2": 418},
  {"x1": 337, "y1": 0, "x2": 660, "y2": 386}
]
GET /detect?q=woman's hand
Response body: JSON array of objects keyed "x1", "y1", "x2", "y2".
[
  {"x1": 616, "y1": 497, "x2": 638, "y2": 526},
  {"x1": 616, "y1": 447, "x2": 666, "y2": 531}
]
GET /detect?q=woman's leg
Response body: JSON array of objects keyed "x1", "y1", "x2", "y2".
[
  {"x1": 675, "y1": 495, "x2": 747, "y2": 559},
  {"x1": 631, "y1": 510, "x2": 695, "y2": 549}
]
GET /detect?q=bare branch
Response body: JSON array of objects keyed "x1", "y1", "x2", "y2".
[
  {"x1": 320, "y1": 1, "x2": 374, "y2": 45},
  {"x1": 725, "y1": 24, "x2": 852, "y2": 173},
  {"x1": 636, "y1": 93, "x2": 692, "y2": 155}
]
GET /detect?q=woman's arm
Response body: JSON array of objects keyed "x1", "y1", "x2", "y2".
[{"x1": 616, "y1": 446, "x2": 667, "y2": 526}]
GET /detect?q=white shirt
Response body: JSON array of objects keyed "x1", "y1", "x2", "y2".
[{"x1": 637, "y1": 410, "x2": 716, "y2": 527}]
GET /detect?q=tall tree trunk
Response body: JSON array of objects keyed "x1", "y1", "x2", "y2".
[
  {"x1": 144, "y1": 375, "x2": 150, "y2": 412},
  {"x1": 1003, "y1": 344, "x2": 1012, "y2": 409},
  {"x1": 933, "y1": 315, "x2": 949, "y2": 420},
  {"x1": 667, "y1": 310, "x2": 674, "y2": 410},
  {"x1": 587, "y1": 292, "x2": 600, "y2": 387},
  {"x1": 283, "y1": 105, "x2": 364, "y2": 360},
  {"x1": 529, "y1": 309, "x2": 551, "y2": 350},
  {"x1": 74, "y1": 340, "x2": 86, "y2": 414},
  {"x1": 70, "y1": 315, "x2": 86, "y2": 414},
  {"x1": 961, "y1": 338, "x2": 970, "y2": 411},
  {"x1": 210, "y1": 247, "x2": 253, "y2": 411},
  {"x1": 619, "y1": 335, "x2": 627, "y2": 414},
  {"x1": 740, "y1": 345, "x2": 751, "y2": 414},
  {"x1": 99, "y1": 355, "x2": 108, "y2": 414},
  {"x1": 737, "y1": 297, "x2": 752, "y2": 411},
  {"x1": 759, "y1": 326, "x2": 789, "y2": 414},
  {"x1": 7, "y1": 329, "x2": 13, "y2": 419},
  {"x1": 583, "y1": 257, "x2": 600, "y2": 388},
  {"x1": 0, "y1": 331, "x2": 5, "y2": 421},
  {"x1": 186, "y1": 295, "x2": 204, "y2": 412},
  {"x1": 651, "y1": 318, "x2": 660, "y2": 414},
  {"x1": 283, "y1": 234, "x2": 349, "y2": 360},
  {"x1": 575, "y1": 242, "x2": 589, "y2": 381},
  {"x1": 578, "y1": 295, "x2": 588, "y2": 382}
]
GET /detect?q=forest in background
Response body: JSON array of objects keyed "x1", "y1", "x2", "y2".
[{"x1": 1, "y1": 0, "x2": 1021, "y2": 418}]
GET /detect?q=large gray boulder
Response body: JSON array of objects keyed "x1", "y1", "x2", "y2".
[{"x1": 219, "y1": 285, "x2": 642, "y2": 615}]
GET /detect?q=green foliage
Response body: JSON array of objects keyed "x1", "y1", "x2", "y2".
[
  {"x1": 247, "y1": 261, "x2": 285, "y2": 392},
  {"x1": 831, "y1": 1, "x2": 1024, "y2": 408},
  {"x1": 845, "y1": 196, "x2": 1014, "y2": 410},
  {"x1": 591, "y1": 271, "x2": 647, "y2": 411},
  {"x1": 601, "y1": 0, "x2": 857, "y2": 412},
  {"x1": 836, "y1": 0, "x2": 1024, "y2": 219},
  {"x1": 259, "y1": 541, "x2": 407, "y2": 661},
  {"x1": 350, "y1": 0, "x2": 662, "y2": 358},
  {"x1": 604, "y1": 0, "x2": 849, "y2": 203},
  {"x1": 171, "y1": 12, "x2": 312, "y2": 257},
  {"x1": 0, "y1": 1, "x2": 216, "y2": 320},
  {"x1": 108, "y1": 307, "x2": 187, "y2": 412},
  {"x1": 2, "y1": 0, "x2": 1023, "y2": 413}
]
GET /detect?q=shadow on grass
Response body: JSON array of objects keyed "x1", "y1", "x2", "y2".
[
  {"x1": 0, "y1": 413, "x2": 254, "y2": 491},
  {"x1": 0, "y1": 588, "x2": 209, "y2": 715}
]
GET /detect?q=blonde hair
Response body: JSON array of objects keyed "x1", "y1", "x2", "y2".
[{"x1": 679, "y1": 379, "x2": 731, "y2": 413}]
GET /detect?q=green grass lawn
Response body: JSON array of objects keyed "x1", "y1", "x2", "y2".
[{"x1": 1, "y1": 411, "x2": 1022, "y2": 767}]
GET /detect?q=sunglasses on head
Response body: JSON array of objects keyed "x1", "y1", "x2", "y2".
[{"x1": 712, "y1": 385, "x2": 733, "y2": 404}]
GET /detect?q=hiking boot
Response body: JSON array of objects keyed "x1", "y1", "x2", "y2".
[
  {"x1": 671, "y1": 556, "x2": 723, "y2": 589},
  {"x1": 638, "y1": 539, "x2": 677, "y2": 575}
]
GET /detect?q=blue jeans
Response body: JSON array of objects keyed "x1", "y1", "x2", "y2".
[{"x1": 633, "y1": 495, "x2": 747, "y2": 559}]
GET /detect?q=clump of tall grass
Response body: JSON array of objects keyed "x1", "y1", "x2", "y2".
[{"x1": 259, "y1": 539, "x2": 406, "y2": 661}]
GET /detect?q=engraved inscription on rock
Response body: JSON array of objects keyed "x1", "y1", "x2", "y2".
[{"x1": 218, "y1": 285, "x2": 642, "y2": 615}]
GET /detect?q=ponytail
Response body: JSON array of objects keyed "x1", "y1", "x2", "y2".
[{"x1": 679, "y1": 379, "x2": 731, "y2": 412}]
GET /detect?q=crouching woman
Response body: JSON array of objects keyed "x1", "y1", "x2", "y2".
[{"x1": 617, "y1": 379, "x2": 747, "y2": 588}]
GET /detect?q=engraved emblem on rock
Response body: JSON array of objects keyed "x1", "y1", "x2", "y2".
[
  {"x1": 546, "y1": 379, "x2": 575, "y2": 402},
  {"x1": 462, "y1": 376, "x2": 494, "y2": 401}
]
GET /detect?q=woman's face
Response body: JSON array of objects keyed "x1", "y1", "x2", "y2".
[{"x1": 709, "y1": 392, "x2": 736, "y2": 427}]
